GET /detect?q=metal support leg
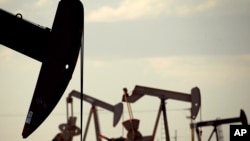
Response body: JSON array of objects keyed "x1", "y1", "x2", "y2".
[
  {"x1": 208, "y1": 127, "x2": 216, "y2": 141},
  {"x1": 83, "y1": 108, "x2": 93, "y2": 141},
  {"x1": 93, "y1": 106, "x2": 101, "y2": 141},
  {"x1": 161, "y1": 99, "x2": 170, "y2": 141},
  {"x1": 152, "y1": 103, "x2": 162, "y2": 139}
]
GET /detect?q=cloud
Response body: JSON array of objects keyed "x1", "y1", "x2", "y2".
[
  {"x1": 174, "y1": 0, "x2": 216, "y2": 16},
  {"x1": 86, "y1": 0, "x2": 167, "y2": 22},
  {"x1": 0, "y1": 0, "x2": 6, "y2": 4},
  {"x1": 84, "y1": 54, "x2": 250, "y2": 87},
  {"x1": 86, "y1": 59, "x2": 108, "y2": 68},
  {"x1": 34, "y1": 0, "x2": 49, "y2": 7},
  {"x1": 86, "y1": 0, "x2": 216, "y2": 22},
  {"x1": 144, "y1": 54, "x2": 250, "y2": 87}
]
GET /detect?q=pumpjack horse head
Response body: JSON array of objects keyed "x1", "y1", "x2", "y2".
[{"x1": 0, "y1": 0, "x2": 84, "y2": 138}]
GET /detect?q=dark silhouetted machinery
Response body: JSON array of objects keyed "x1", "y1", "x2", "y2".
[
  {"x1": 53, "y1": 90, "x2": 124, "y2": 141},
  {"x1": 191, "y1": 109, "x2": 248, "y2": 141},
  {"x1": 0, "y1": 0, "x2": 84, "y2": 138}
]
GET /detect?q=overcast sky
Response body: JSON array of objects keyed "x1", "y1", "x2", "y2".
[{"x1": 0, "y1": 0, "x2": 250, "y2": 141}]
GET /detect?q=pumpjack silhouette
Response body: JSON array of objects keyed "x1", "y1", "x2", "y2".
[
  {"x1": 191, "y1": 109, "x2": 248, "y2": 141},
  {"x1": 122, "y1": 85, "x2": 201, "y2": 141},
  {"x1": 53, "y1": 90, "x2": 124, "y2": 141},
  {"x1": 0, "y1": 0, "x2": 84, "y2": 138}
]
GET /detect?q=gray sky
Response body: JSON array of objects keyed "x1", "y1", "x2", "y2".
[{"x1": 0, "y1": 0, "x2": 250, "y2": 141}]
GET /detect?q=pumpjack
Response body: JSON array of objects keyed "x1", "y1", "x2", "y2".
[
  {"x1": 0, "y1": 0, "x2": 84, "y2": 138},
  {"x1": 53, "y1": 90, "x2": 124, "y2": 141},
  {"x1": 191, "y1": 109, "x2": 248, "y2": 141},
  {"x1": 122, "y1": 85, "x2": 201, "y2": 141}
]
